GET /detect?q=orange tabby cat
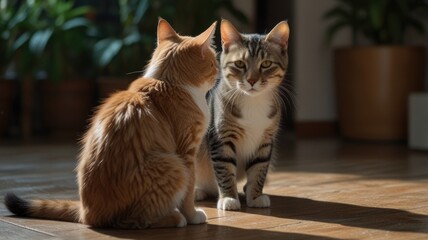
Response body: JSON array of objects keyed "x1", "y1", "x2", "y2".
[{"x1": 4, "y1": 18, "x2": 218, "y2": 229}]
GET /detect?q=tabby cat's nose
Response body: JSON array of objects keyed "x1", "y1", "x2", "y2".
[{"x1": 247, "y1": 78, "x2": 258, "y2": 86}]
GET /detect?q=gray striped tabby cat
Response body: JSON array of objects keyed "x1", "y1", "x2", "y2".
[{"x1": 195, "y1": 20, "x2": 290, "y2": 210}]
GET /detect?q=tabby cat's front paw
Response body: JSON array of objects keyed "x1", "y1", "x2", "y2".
[
  {"x1": 247, "y1": 194, "x2": 270, "y2": 208},
  {"x1": 187, "y1": 208, "x2": 207, "y2": 225},
  {"x1": 217, "y1": 197, "x2": 241, "y2": 210}
]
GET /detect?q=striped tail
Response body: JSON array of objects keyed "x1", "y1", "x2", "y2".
[{"x1": 4, "y1": 192, "x2": 80, "y2": 223}]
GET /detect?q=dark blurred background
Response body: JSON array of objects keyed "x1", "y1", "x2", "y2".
[{"x1": 1, "y1": 0, "x2": 428, "y2": 150}]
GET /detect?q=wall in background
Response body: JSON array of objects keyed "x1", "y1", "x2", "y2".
[
  {"x1": 294, "y1": 0, "x2": 349, "y2": 122},
  {"x1": 221, "y1": 0, "x2": 256, "y2": 32}
]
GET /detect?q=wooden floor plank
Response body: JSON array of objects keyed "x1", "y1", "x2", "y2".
[
  {"x1": 0, "y1": 218, "x2": 57, "y2": 240},
  {"x1": 0, "y1": 138, "x2": 427, "y2": 239}
]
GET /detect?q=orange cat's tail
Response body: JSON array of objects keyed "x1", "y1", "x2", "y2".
[{"x1": 4, "y1": 192, "x2": 80, "y2": 223}]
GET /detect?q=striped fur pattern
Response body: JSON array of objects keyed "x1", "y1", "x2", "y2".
[
  {"x1": 195, "y1": 20, "x2": 290, "y2": 210},
  {"x1": 4, "y1": 19, "x2": 218, "y2": 229}
]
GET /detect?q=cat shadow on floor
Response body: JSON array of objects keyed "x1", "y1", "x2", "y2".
[
  {"x1": 236, "y1": 195, "x2": 428, "y2": 234},
  {"x1": 91, "y1": 223, "x2": 340, "y2": 240}
]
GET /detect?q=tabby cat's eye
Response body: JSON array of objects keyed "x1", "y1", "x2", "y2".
[
  {"x1": 234, "y1": 60, "x2": 246, "y2": 68},
  {"x1": 261, "y1": 60, "x2": 272, "y2": 68}
]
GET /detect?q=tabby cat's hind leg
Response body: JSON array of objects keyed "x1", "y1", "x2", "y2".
[
  {"x1": 195, "y1": 188, "x2": 209, "y2": 201},
  {"x1": 195, "y1": 140, "x2": 219, "y2": 201},
  {"x1": 194, "y1": 184, "x2": 218, "y2": 201}
]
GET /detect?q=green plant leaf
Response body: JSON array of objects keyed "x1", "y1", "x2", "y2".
[
  {"x1": 133, "y1": 0, "x2": 150, "y2": 25},
  {"x1": 369, "y1": 0, "x2": 385, "y2": 30},
  {"x1": 65, "y1": 6, "x2": 91, "y2": 20},
  {"x1": 123, "y1": 31, "x2": 142, "y2": 46},
  {"x1": 29, "y1": 28, "x2": 54, "y2": 56},
  {"x1": 119, "y1": 0, "x2": 129, "y2": 25},
  {"x1": 94, "y1": 38, "x2": 123, "y2": 68},
  {"x1": 387, "y1": 13, "x2": 403, "y2": 44},
  {"x1": 62, "y1": 17, "x2": 90, "y2": 31},
  {"x1": 7, "y1": 9, "x2": 27, "y2": 29},
  {"x1": 323, "y1": 0, "x2": 428, "y2": 44},
  {"x1": 12, "y1": 32, "x2": 30, "y2": 51}
]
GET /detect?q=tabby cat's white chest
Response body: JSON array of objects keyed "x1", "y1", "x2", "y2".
[{"x1": 236, "y1": 94, "x2": 273, "y2": 159}]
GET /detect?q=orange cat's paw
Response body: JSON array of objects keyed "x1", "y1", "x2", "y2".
[
  {"x1": 176, "y1": 213, "x2": 187, "y2": 227},
  {"x1": 217, "y1": 197, "x2": 241, "y2": 210},
  {"x1": 188, "y1": 208, "x2": 207, "y2": 224},
  {"x1": 247, "y1": 194, "x2": 270, "y2": 208}
]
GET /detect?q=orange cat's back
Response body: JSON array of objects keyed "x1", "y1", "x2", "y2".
[
  {"x1": 84, "y1": 77, "x2": 177, "y2": 157},
  {"x1": 78, "y1": 75, "x2": 210, "y2": 227}
]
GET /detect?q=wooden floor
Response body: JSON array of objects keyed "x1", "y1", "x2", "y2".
[{"x1": 0, "y1": 137, "x2": 427, "y2": 239}]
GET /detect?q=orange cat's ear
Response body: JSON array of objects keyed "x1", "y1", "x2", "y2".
[
  {"x1": 266, "y1": 21, "x2": 290, "y2": 49},
  {"x1": 157, "y1": 18, "x2": 178, "y2": 44},
  {"x1": 220, "y1": 19, "x2": 242, "y2": 52},
  {"x1": 194, "y1": 21, "x2": 217, "y2": 58}
]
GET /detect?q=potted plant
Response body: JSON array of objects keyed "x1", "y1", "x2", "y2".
[
  {"x1": 0, "y1": 2, "x2": 19, "y2": 137},
  {"x1": 93, "y1": 0, "x2": 154, "y2": 100},
  {"x1": 325, "y1": 0, "x2": 428, "y2": 141},
  {"x1": 13, "y1": 0, "x2": 95, "y2": 138}
]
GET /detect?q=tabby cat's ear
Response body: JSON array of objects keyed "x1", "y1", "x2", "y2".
[
  {"x1": 157, "y1": 18, "x2": 179, "y2": 44},
  {"x1": 266, "y1": 21, "x2": 290, "y2": 49},
  {"x1": 194, "y1": 21, "x2": 217, "y2": 58},
  {"x1": 220, "y1": 19, "x2": 242, "y2": 52}
]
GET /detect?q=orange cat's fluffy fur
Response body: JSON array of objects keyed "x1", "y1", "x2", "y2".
[{"x1": 4, "y1": 19, "x2": 218, "y2": 229}]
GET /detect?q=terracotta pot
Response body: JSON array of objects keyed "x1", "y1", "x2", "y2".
[
  {"x1": 0, "y1": 78, "x2": 18, "y2": 136},
  {"x1": 334, "y1": 46, "x2": 425, "y2": 140},
  {"x1": 42, "y1": 79, "x2": 95, "y2": 137},
  {"x1": 97, "y1": 76, "x2": 134, "y2": 101}
]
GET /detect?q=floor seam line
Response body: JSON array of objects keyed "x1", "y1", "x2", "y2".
[{"x1": 0, "y1": 218, "x2": 56, "y2": 237}]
